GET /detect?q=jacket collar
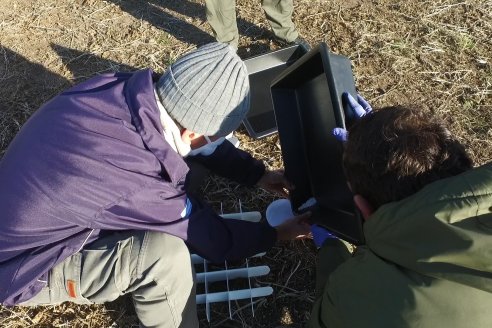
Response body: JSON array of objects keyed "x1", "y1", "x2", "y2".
[{"x1": 125, "y1": 69, "x2": 189, "y2": 185}]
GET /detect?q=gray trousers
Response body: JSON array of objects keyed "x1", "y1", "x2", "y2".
[
  {"x1": 20, "y1": 230, "x2": 198, "y2": 328},
  {"x1": 205, "y1": 0, "x2": 298, "y2": 48}
]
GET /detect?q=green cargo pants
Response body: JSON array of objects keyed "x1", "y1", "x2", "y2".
[
  {"x1": 19, "y1": 230, "x2": 198, "y2": 328},
  {"x1": 205, "y1": 0, "x2": 299, "y2": 49}
]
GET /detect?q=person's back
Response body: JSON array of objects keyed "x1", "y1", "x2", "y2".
[
  {"x1": 307, "y1": 105, "x2": 492, "y2": 327},
  {"x1": 0, "y1": 69, "x2": 190, "y2": 305}
]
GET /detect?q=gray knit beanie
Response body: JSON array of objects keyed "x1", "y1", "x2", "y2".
[{"x1": 156, "y1": 42, "x2": 250, "y2": 137}]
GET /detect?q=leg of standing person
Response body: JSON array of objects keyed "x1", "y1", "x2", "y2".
[
  {"x1": 205, "y1": 0, "x2": 239, "y2": 50},
  {"x1": 19, "y1": 230, "x2": 198, "y2": 328},
  {"x1": 261, "y1": 0, "x2": 298, "y2": 43}
]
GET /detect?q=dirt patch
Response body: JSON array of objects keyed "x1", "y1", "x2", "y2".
[{"x1": 1, "y1": 0, "x2": 491, "y2": 327}]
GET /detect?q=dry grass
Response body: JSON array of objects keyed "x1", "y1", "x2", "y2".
[{"x1": 1, "y1": 0, "x2": 491, "y2": 327}]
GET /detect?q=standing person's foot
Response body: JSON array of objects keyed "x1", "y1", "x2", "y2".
[
  {"x1": 274, "y1": 36, "x2": 312, "y2": 52},
  {"x1": 292, "y1": 37, "x2": 312, "y2": 52}
]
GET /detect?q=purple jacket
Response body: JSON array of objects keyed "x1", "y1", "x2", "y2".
[{"x1": 0, "y1": 69, "x2": 276, "y2": 306}]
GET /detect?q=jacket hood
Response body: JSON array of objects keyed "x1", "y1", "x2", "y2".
[{"x1": 364, "y1": 162, "x2": 492, "y2": 292}]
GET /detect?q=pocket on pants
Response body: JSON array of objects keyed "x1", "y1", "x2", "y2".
[
  {"x1": 79, "y1": 234, "x2": 136, "y2": 302},
  {"x1": 60, "y1": 252, "x2": 92, "y2": 305},
  {"x1": 18, "y1": 253, "x2": 91, "y2": 306},
  {"x1": 113, "y1": 237, "x2": 133, "y2": 293}
]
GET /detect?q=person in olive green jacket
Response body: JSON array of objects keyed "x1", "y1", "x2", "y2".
[{"x1": 307, "y1": 96, "x2": 492, "y2": 327}]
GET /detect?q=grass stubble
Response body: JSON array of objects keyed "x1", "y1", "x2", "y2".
[{"x1": 0, "y1": 0, "x2": 490, "y2": 327}]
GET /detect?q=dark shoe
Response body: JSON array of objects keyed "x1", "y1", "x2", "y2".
[
  {"x1": 275, "y1": 36, "x2": 312, "y2": 52},
  {"x1": 293, "y1": 37, "x2": 312, "y2": 52}
]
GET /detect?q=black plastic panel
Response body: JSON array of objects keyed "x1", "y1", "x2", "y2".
[
  {"x1": 243, "y1": 45, "x2": 308, "y2": 139},
  {"x1": 270, "y1": 42, "x2": 365, "y2": 245}
]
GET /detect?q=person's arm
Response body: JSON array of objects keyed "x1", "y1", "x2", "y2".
[
  {"x1": 306, "y1": 287, "x2": 344, "y2": 328},
  {"x1": 184, "y1": 194, "x2": 277, "y2": 262},
  {"x1": 93, "y1": 181, "x2": 273, "y2": 262},
  {"x1": 306, "y1": 239, "x2": 352, "y2": 328},
  {"x1": 94, "y1": 181, "x2": 309, "y2": 263},
  {"x1": 185, "y1": 194, "x2": 311, "y2": 262},
  {"x1": 188, "y1": 139, "x2": 265, "y2": 186},
  {"x1": 189, "y1": 140, "x2": 294, "y2": 196},
  {"x1": 314, "y1": 238, "x2": 352, "y2": 297}
]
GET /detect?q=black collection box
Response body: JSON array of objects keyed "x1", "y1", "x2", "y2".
[
  {"x1": 242, "y1": 45, "x2": 308, "y2": 139},
  {"x1": 270, "y1": 43, "x2": 365, "y2": 245}
]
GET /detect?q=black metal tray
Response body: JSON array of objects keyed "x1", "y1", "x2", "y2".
[
  {"x1": 270, "y1": 42, "x2": 365, "y2": 245},
  {"x1": 242, "y1": 45, "x2": 308, "y2": 139}
]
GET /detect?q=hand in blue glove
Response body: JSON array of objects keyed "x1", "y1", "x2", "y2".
[
  {"x1": 333, "y1": 92, "x2": 373, "y2": 142},
  {"x1": 311, "y1": 224, "x2": 335, "y2": 248}
]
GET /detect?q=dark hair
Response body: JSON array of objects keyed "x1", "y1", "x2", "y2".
[{"x1": 343, "y1": 106, "x2": 472, "y2": 209}]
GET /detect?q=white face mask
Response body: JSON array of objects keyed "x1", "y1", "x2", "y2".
[{"x1": 187, "y1": 136, "x2": 226, "y2": 157}]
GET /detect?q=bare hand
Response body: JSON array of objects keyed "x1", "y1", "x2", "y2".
[
  {"x1": 275, "y1": 212, "x2": 312, "y2": 241},
  {"x1": 257, "y1": 169, "x2": 294, "y2": 197}
]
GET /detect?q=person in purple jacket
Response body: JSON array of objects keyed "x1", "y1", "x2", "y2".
[{"x1": 0, "y1": 42, "x2": 311, "y2": 327}]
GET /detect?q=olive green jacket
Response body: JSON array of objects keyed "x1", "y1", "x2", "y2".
[{"x1": 307, "y1": 163, "x2": 492, "y2": 328}]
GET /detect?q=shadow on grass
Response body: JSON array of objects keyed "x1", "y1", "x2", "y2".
[
  {"x1": 0, "y1": 46, "x2": 69, "y2": 154},
  {"x1": 50, "y1": 44, "x2": 137, "y2": 81},
  {"x1": 0, "y1": 45, "x2": 139, "y2": 155}
]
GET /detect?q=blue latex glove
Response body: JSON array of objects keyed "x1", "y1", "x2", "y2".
[
  {"x1": 333, "y1": 92, "x2": 373, "y2": 142},
  {"x1": 311, "y1": 224, "x2": 335, "y2": 248}
]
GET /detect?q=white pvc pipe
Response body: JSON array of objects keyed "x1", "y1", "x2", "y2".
[
  {"x1": 196, "y1": 266, "x2": 270, "y2": 283},
  {"x1": 220, "y1": 211, "x2": 262, "y2": 222},
  {"x1": 196, "y1": 287, "x2": 273, "y2": 304}
]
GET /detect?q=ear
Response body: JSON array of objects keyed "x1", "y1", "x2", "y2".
[
  {"x1": 181, "y1": 128, "x2": 203, "y2": 145},
  {"x1": 353, "y1": 194, "x2": 374, "y2": 221}
]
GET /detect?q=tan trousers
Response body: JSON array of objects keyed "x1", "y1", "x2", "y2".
[
  {"x1": 20, "y1": 230, "x2": 198, "y2": 328},
  {"x1": 205, "y1": 0, "x2": 299, "y2": 49}
]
